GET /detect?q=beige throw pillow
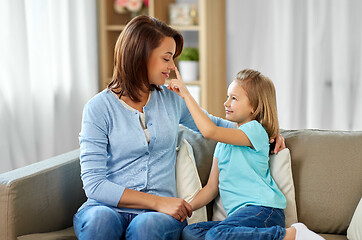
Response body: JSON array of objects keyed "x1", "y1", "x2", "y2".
[
  {"x1": 347, "y1": 197, "x2": 362, "y2": 240},
  {"x1": 269, "y1": 148, "x2": 298, "y2": 227},
  {"x1": 212, "y1": 148, "x2": 298, "y2": 227},
  {"x1": 176, "y1": 139, "x2": 208, "y2": 225}
]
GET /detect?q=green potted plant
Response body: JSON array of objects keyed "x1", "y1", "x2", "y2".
[{"x1": 178, "y1": 47, "x2": 199, "y2": 82}]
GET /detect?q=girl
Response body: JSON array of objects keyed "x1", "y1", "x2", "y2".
[{"x1": 168, "y1": 68, "x2": 324, "y2": 240}]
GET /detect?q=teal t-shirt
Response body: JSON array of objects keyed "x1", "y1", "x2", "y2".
[{"x1": 214, "y1": 120, "x2": 287, "y2": 216}]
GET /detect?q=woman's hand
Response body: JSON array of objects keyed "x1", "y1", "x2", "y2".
[
  {"x1": 270, "y1": 134, "x2": 286, "y2": 154},
  {"x1": 154, "y1": 196, "x2": 192, "y2": 222},
  {"x1": 167, "y1": 67, "x2": 191, "y2": 99}
]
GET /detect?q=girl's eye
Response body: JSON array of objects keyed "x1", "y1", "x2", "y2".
[
  {"x1": 232, "y1": 97, "x2": 237, "y2": 100},
  {"x1": 164, "y1": 58, "x2": 170, "y2": 62}
]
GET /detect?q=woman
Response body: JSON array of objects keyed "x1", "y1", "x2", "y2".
[{"x1": 73, "y1": 15, "x2": 285, "y2": 240}]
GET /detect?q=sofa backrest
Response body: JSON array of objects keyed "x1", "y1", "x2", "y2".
[{"x1": 282, "y1": 129, "x2": 362, "y2": 235}]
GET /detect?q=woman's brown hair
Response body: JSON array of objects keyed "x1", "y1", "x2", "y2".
[
  {"x1": 108, "y1": 15, "x2": 183, "y2": 102},
  {"x1": 235, "y1": 69, "x2": 280, "y2": 139}
]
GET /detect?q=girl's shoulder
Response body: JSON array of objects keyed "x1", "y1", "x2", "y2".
[{"x1": 238, "y1": 120, "x2": 267, "y2": 137}]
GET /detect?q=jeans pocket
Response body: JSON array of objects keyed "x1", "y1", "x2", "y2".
[{"x1": 264, "y1": 208, "x2": 285, "y2": 228}]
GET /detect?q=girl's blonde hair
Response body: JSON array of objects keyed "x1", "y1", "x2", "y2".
[{"x1": 235, "y1": 69, "x2": 279, "y2": 139}]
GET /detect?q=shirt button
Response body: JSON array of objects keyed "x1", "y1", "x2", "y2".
[
  {"x1": 148, "y1": 123, "x2": 152, "y2": 126},
  {"x1": 145, "y1": 152, "x2": 149, "y2": 155}
]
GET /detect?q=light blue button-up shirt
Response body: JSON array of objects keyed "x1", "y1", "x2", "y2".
[{"x1": 78, "y1": 86, "x2": 233, "y2": 214}]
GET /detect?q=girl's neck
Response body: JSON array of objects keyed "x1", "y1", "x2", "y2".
[{"x1": 237, "y1": 119, "x2": 254, "y2": 128}]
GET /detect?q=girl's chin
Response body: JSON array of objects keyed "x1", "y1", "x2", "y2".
[{"x1": 225, "y1": 115, "x2": 233, "y2": 121}]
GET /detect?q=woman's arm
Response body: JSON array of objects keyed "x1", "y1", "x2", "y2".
[
  {"x1": 168, "y1": 68, "x2": 251, "y2": 147},
  {"x1": 118, "y1": 189, "x2": 192, "y2": 222},
  {"x1": 190, "y1": 157, "x2": 220, "y2": 211}
]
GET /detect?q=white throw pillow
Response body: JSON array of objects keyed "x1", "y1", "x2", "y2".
[
  {"x1": 347, "y1": 197, "x2": 362, "y2": 240},
  {"x1": 269, "y1": 148, "x2": 298, "y2": 227},
  {"x1": 212, "y1": 148, "x2": 298, "y2": 227},
  {"x1": 176, "y1": 139, "x2": 208, "y2": 225}
]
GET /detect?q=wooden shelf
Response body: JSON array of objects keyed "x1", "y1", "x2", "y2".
[
  {"x1": 106, "y1": 25, "x2": 127, "y2": 31},
  {"x1": 171, "y1": 25, "x2": 200, "y2": 31},
  {"x1": 97, "y1": 0, "x2": 226, "y2": 117},
  {"x1": 165, "y1": 80, "x2": 201, "y2": 85}
]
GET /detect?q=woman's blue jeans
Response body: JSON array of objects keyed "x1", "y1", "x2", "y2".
[
  {"x1": 73, "y1": 206, "x2": 187, "y2": 240},
  {"x1": 182, "y1": 205, "x2": 286, "y2": 240}
]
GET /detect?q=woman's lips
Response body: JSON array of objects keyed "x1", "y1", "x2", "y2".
[{"x1": 162, "y1": 72, "x2": 169, "y2": 78}]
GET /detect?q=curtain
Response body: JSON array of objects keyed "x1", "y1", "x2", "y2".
[
  {"x1": 0, "y1": 0, "x2": 98, "y2": 173},
  {"x1": 226, "y1": 0, "x2": 362, "y2": 131}
]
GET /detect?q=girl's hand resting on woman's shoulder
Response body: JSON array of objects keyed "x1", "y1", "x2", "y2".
[
  {"x1": 167, "y1": 67, "x2": 191, "y2": 99},
  {"x1": 270, "y1": 134, "x2": 286, "y2": 154}
]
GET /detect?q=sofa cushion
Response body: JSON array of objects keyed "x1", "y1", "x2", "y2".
[
  {"x1": 282, "y1": 129, "x2": 362, "y2": 235},
  {"x1": 177, "y1": 125, "x2": 218, "y2": 219},
  {"x1": 176, "y1": 139, "x2": 207, "y2": 224},
  {"x1": 177, "y1": 125, "x2": 217, "y2": 187},
  {"x1": 347, "y1": 197, "x2": 362, "y2": 240},
  {"x1": 17, "y1": 227, "x2": 76, "y2": 240},
  {"x1": 319, "y1": 234, "x2": 347, "y2": 240},
  {"x1": 269, "y1": 148, "x2": 298, "y2": 227}
]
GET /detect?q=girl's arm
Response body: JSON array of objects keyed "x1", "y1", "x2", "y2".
[
  {"x1": 190, "y1": 157, "x2": 220, "y2": 211},
  {"x1": 168, "y1": 68, "x2": 252, "y2": 147}
]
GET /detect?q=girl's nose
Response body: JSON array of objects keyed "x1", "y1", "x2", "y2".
[{"x1": 224, "y1": 100, "x2": 229, "y2": 107}]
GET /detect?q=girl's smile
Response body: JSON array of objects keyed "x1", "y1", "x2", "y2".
[{"x1": 224, "y1": 81, "x2": 254, "y2": 126}]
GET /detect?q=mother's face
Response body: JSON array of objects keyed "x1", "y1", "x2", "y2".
[{"x1": 147, "y1": 37, "x2": 176, "y2": 86}]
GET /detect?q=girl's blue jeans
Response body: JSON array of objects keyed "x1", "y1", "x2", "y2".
[
  {"x1": 182, "y1": 205, "x2": 286, "y2": 240},
  {"x1": 73, "y1": 206, "x2": 187, "y2": 240}
]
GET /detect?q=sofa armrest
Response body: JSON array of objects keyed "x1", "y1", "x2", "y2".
[{"x1": 0, "y1": 149, "x2": 86, "y2": 240}]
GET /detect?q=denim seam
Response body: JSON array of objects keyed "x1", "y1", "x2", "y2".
[
  {"x1": 264, "y1": 208, "x2": 274, "y2": 228},
  {"x1": 275, "y1": 209, "x2": 283, "y2": 219}
]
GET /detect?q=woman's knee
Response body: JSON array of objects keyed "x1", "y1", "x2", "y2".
[{"x1": 74, "y1": 206, "x2": 125, "y2": 239}]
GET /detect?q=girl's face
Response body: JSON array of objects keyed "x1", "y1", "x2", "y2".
[
  {"x1": 224, "y1": 81, "x2": 254, "y2": 127},
  {"x1": 147, "y1": 37, "x2": 176, "y2": 86}
]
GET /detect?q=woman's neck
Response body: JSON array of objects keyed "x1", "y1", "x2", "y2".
[{"x1": 115, "y1": 89, "x2": 150, "y2": 113}]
